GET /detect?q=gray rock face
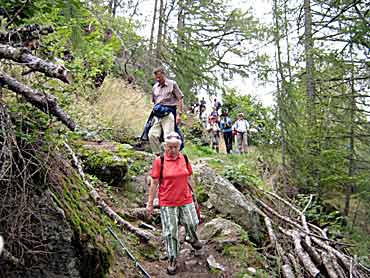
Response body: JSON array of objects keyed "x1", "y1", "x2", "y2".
[
  {"x1": 193, "y1": 163, "x2": 260, "y2": 241},
  {"x1": 199, "y1": 217, "x2": 245, "y2": 243},
  {"x1": 1, "y1": 192, "x2": 109, "y2": 278}
]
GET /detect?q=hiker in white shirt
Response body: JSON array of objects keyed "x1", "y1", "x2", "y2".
[{"x1": 233, "y1": 112, "x2": 250, "y2": 154}]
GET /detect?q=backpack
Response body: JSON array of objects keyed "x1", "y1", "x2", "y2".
[
  {"x1": 159, "y1": 154, "x2": 202, "y2": 223},
  {"x1": 224, "y1": 118, "x2": 232, "y2": 129}
]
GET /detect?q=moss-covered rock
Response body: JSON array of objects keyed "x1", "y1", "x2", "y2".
[
  {"x1": 43, "y1": 153, "x2": 114, "y2": 278},
  {"x1": 74, "y1": 140, "x2": 152, "y2": 187}
]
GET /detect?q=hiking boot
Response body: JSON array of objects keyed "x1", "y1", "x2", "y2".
[
  {"x1": 186, "y1": 239, "x2": 203, "y2": 250},
  {"x1": 166, "y1": 258, "x2": 177, "y2": 275}
]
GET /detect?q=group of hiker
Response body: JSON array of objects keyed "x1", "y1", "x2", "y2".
[
  {"x1": 190, "y1": 98, "x2": 250, "y2": 155},
  {"x1": 141, "y1": 67, "x2": 252, "y2": 275}
]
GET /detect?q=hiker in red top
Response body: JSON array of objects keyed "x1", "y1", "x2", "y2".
[{"x1": 147, "y1": 131, "x2": 202, "y2": 275}]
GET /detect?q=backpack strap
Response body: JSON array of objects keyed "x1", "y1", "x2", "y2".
[
  {"x1": 159, "y1": 154, "x2": 189, "y2": 182},
  {"x1": 183, "y1": 154, "x2": 189, "y2": 166},
  {"x1": 159, "y1": 155, "x2": 165, "y2": 182}
]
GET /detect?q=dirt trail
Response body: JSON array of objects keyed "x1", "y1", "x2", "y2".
[
  {"x1": 99, "y1": 169, "x2": 239, "y2": 278},
  {"x1": 143, "y1": 224, "x2": 236, "y2": 278}
]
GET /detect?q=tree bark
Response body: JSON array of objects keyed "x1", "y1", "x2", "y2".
[
  {"x1": 291, "y1": 230, "x2": 320, "y2": 277},
  {"x1": 156, "y1": 0, "x2": 165, "y2": 62},
  {"x1": 177, "y1": 0, "x2": 185, "y2": 47},
  {"x1": 0, "y1": 44, "x2": 70, "y2": 83},
  {"x1": 0, "y1": 24, "x2": 54, "y2": 46},
  {"x1": 149, "y1": 0, "x2": 158, "y2": 55},
  {"x1": 273, "y1": 0, "x2": 288, "y2": 186},
  {"x1": 0, "y1": 70, "x2": 76, "y2": 130},
  {"x1": 344, "y1": 44, "x2": 356, "y2": 217},
  {"x1": 304, "y1": 0, "x2": 319, "y2": 192}
]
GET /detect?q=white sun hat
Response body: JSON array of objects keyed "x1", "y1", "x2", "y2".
[{"x1": 164, "y1": 131, "x2": 182, "y2": 145}]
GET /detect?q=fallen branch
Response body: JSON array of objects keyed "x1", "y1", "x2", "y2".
[
  {"x1": 0, "y1": 24, "x2": 54, "y2": 46},
  {"x1": 64, "y1": 142, "x2": 158, "y2": 242},
  {"x1": 322, "y1": 251, "x2": 340, "y2": 278},
  {"x1": 0, "y1": 43, "x2": 70, "y2": 83},
  {"x1": 264, "y1": 216, "x2": 295, "y2": 278},
  {"x1": 311, "y1": 237, "x2": 370, "y2": 276},
  {"x1": 290, "y1": 230, "x2": 320, "y2": 277},
  {"x1": 301, "y1": 239, "x2": 322, "y2": 266},
  {"x1": 0, "y1": 70, "x2": 75, "y2": 130},
  {"x1": 119, "y1": 207, "x2": 160, "y2": 221},
  {"x1": 288, "y1": 253, "x2": 303, "y2": 277},
  {"x1": 255, "y1": 197, "x2": 348, "y2": 245}
]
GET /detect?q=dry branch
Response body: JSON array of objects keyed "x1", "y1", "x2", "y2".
[
  {"x1": 291, "y1": 230, "x2": 320, "y2": 277},
  {"x1": 0, "y1": 70, "x2": 75, "y2": 130},
  {"x1": 264, "y1": 216, "x2": 295, "y2": 278},
  {"x1": 282, "y1": 264, "x2": 296, "y2": 278},
  {"x1": 288, "y1": 253, "x2": 303, "y2": 277},
  {"x1": 64, "y1": 142, "x2": 158, "y2": 242},
  {"x1": 2, "y1": 248, "x2": 24, "y2": 266},
  {"x1": 0, "y1": 24, "x2": 54, "y2": 46},
  {"x1": 0, "y1": 44, "x2": 70, "y2": 83},
  {"x1": 321, "y1": 251, "x2": 340, "y2": 278},
  {"x1": 120, "y1": 207, "x2": 160, "y2": 221},
  {"x1": 301, "y1": 238, "x2": 322, "y2": 266}
]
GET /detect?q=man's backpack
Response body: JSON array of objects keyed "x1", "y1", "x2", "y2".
[
  {"x1": 159, "y1": 154, "x2": 202, "y2": 223},
  {"x1": 224, "y1": 118, "x2": 232, "y2": 129}
]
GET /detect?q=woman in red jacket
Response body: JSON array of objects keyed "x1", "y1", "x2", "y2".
[{"x1": 146, "y1": 132, "x2": 202, "y2": 275}]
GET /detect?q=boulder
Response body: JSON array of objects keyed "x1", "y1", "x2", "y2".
[
  {"x1": 75, "y1": 141, "x2": 153, "y2": 187},
  {"x1": 193, "y1": 163, "x2": 260, "y2": 241},
  {"x1": 199, "y1": 218, "x2": 245, "y2": 243}
]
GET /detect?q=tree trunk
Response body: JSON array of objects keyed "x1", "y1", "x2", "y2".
[
  {"x1": 304, "y1": 0, "x2": 314, "y2": 103},
  {"x1": 344, "y1": 44, "x2": 356, "y2": 217},
  {"x1": 304, "y1": 0, "x2": 318, "y2": 192},
  {"x1": 149, "y1": 0, "x2": 158, "y2": 55},
  {"x1": 273, "y1": 0, "x2": 288, "y2": 186},
  {"x1": 177, "y1": 0, "x2": 185, "y2": 47},
  {"x1": 283, "y1": 0, "x2": 292, "y2": 82},
  {"x1": 156, "y1": 0, "x2": 164, "y2": 62}
]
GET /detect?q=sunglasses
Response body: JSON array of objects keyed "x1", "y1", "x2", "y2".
[{"x1": 166, "y1": 135, "x2": 181, "y2": 140}]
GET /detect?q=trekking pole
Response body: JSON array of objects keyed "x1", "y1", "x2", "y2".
[{"x1": 107, "y1": 226, "x2": 151, "y2": 278}]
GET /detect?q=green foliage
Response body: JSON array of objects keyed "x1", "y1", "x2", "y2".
[
  {"x1": 161, "y1": 0, "x2": 269, "y2": 100},
  {"x1": 295, "y1": 194, "x2": 345, "y2": 231},
  {"x1": 222, "y1": 243, "x2": 271, "y2": 277},
  {"x1": 183, "y1": 143, "x2": 215, "y2": 160},
  {"x1": 223, "y1": 164, "x2": 263, "y2": 188},
  {"x1": 5, "y1": 0, "x2": 143, "y2": 95},
  {"x1": 194, "y1": 182, "x2": 209, "y2": 203}
]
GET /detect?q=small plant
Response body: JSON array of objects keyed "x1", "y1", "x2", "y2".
[{"x1": 223, "y1": 164, "x2": 263, "y2": 188}]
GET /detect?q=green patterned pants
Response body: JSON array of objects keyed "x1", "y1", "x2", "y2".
[{"x1": 160, "y1": 203, "x2": 199, "y2": 260}]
